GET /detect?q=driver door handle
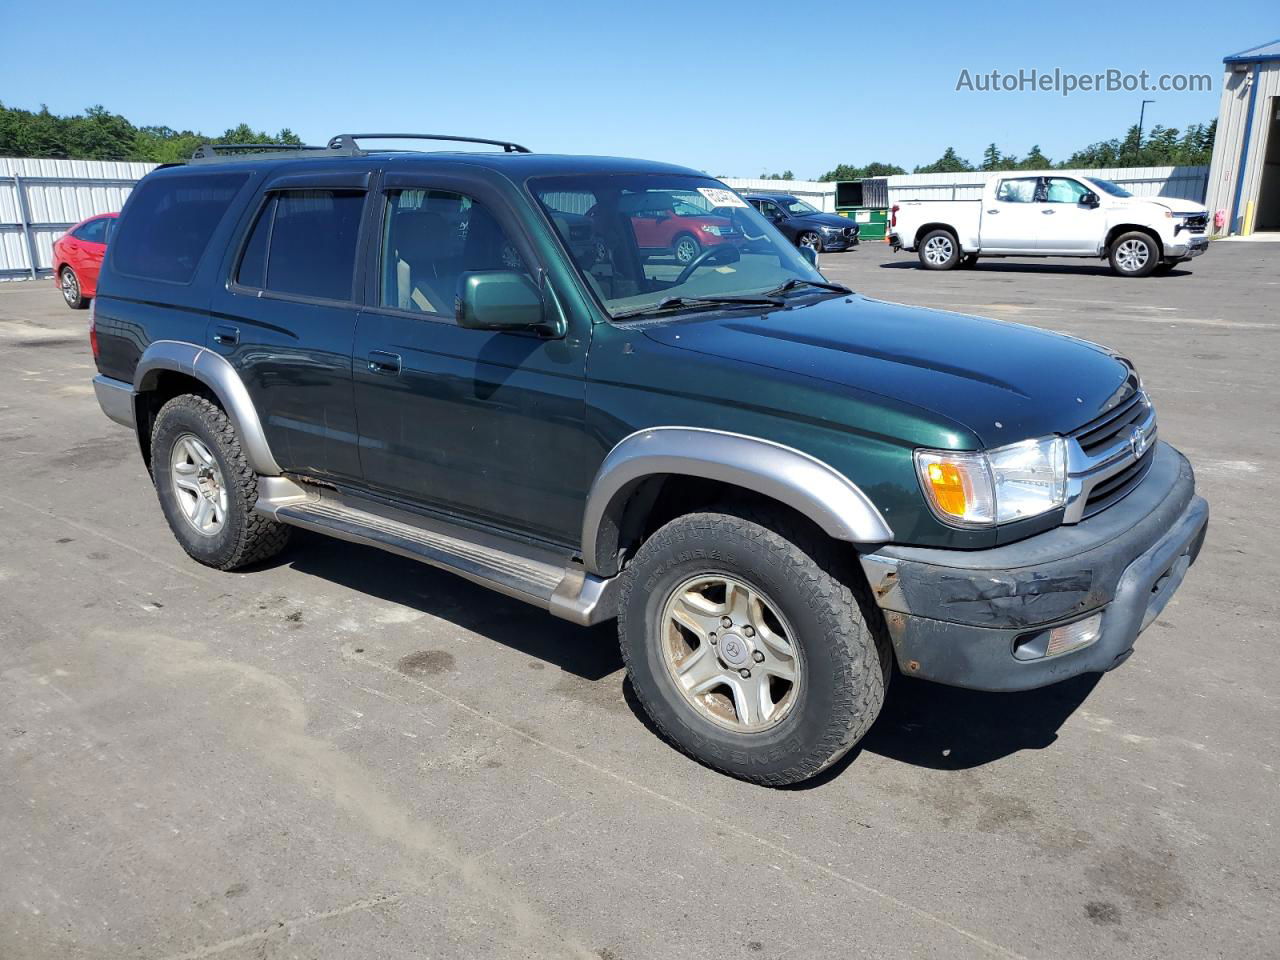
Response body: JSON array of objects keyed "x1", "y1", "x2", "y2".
[
  {"x1": 986, "y1": 209, "x2": 999, "y2": 214},
  {"x1": 367, "y1": 351, "x2": 401, "y2": 375},
  {"x1": 212, "y1": 324, "x2": 239, "y2": 346},
  {"x1": 1042, "y1": 209, "x2": 1056, "y2": 215}
]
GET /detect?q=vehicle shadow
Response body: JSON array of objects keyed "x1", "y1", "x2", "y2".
[
  {"x1": 271, "y1": 530, "x2": 623, "y2": 681},
  {"x1": 265, "y1": 531, "x2": 1100, "y2": 775},
  {"x1": 877, "y1": 259, "x2": 1194, "y2": 278}
]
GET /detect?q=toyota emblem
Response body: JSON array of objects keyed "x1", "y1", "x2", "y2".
[{"x1": 1129, "y1": 425, "x2": 1149, "y2": 458}]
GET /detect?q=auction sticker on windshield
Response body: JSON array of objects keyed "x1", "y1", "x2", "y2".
[{"x1": 698, "y1": 187, "x2": 748, "y2": 208}]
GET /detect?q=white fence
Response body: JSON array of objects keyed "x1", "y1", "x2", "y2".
[
  {"x1": 0, "y1": 157, "x2": 156, "y2": 280},
  {"x1": 726, "y1": 166, "x2": 1209, "y2": 209}
]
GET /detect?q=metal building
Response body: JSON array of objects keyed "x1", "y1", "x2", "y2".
[{"x1": 1205, "y1": 39, "x2": 1280, "y2": 235}]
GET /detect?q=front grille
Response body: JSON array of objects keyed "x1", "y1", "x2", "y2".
[
  {"x1": 1074, "y1": 390, "x2": 1149, "y2": 455},
  {"x1": 1083, "y1": 447, "x2": 1155, "y2": 517}
]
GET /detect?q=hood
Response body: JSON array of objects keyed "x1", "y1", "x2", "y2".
[
  {"x1": 795, "y1": 211, "x2": 856, "y2": 229},
  {"x1": 641, "y1": 295, "x2": 1131, "y2": 448},
  {"x1": 1110, "y1": 195, "x2": 1206, "y2": 215}
]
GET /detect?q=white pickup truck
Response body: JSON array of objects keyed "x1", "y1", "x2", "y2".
[{"x1": 889, "y1": 173, "x2": 1210, "y2": 277}]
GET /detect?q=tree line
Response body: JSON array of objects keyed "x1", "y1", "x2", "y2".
[
  {"x1": 3, "y1": 102, "x2": 1216, "y2": 176},
  {"x1": 0, "y1": 103, "x2": 302, "y2": 164},
  {"x1": 762, "y1": 120, "x2": 1215, "y2": 182}
]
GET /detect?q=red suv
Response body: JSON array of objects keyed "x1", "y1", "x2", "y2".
[
  {"x1": 52, "y1": 212, "x2": 117, "y2": 309},
  {"x1": 611, "y1": 191, "x2": 741, "y2": 265}
]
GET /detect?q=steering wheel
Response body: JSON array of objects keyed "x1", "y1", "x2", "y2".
[{"x1": 674, "y1": 243, "x2": 741, "y2": 285}]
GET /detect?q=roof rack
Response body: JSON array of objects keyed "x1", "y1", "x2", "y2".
[
  {"x1": 327, "y1": 133, "x2": 531, "y2": 154},
  {"x1": 189, "y1": 142, "x2": 331, "y2": 161}
]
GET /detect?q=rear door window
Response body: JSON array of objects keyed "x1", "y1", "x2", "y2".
[
  {"x1": 234, "y1": 190, "x2": 366, "y2": 302},
  {"x1": 111, "y1": 172, "x2": 249, "y2": 283},
  {"x1": 995, "y1": 178, "x2": 1041, "y2": 203},
  {"x1": 73, "y1": 217, "x2": 109, "y2": 243}
]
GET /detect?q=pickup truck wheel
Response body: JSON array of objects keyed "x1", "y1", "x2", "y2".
[
  {"x1": 1109, "y1": 231, "x2": 1159, "y2": 277},
  {"x1": 151, "y1": 394, "x2": 291, "y2": 571},
  {"x1": 919, "y1": 229, "x2": 960, "y2": 270},
  {"x1": 60, "y1": 267, "x2": 86, "y2": 309},
  {"x1": 618, "y1": 508, "x2": 891, "y2": 786}
]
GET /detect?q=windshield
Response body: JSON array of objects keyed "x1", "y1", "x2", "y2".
[
  {"x1": 780, "y1": 197, "x2": 819, "y2": 215},
  {"x1": 1087, "y1": 178, "x2": 1133, "y2": 198},
  {"x1": 532, "y1": 175, "x2": 824, "y2": 318}
]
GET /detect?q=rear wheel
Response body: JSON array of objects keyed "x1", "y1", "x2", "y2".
[
  {"x1": 151, "y1": 394, "x2": 291, "y2": 570},
  {"x1": 1108, "y1": 231, "x2": 1159, "y2": 277},
  {"x1": 618, "y1": 507, "x2": 891, "y2": 786},
  {"x1": 60, "y1": 266, "x2": 86, "y2": 309},
  {"x1": 918, "y1": 229, "x2": 960, "y2": 270}
]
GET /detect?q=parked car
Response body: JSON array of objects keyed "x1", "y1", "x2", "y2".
[
  {"x1": 52, "y1": 212, "x2": 117, "y2": 308},
  {"x1": 607, "y1": 190, "x2": 742, "y2": 265},
  {"x1": 90, "y1": 134, "x2": 1208, "y2": 786},
  {"x1": 889, "y1": 174, "x2": 1209, "y2": 276},
  {"x1": 744, "y1": 194, "x2": 859, "y2": 252}
]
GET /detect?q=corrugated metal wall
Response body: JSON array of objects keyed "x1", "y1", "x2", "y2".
[
  {"x1": 0, "y1": 157, "x2": 156, "y2": 280},
  {"x1": 1205, "y1": 61, "x2": 1280, "y2": 234},
  {"x1": 720, "y1": 179, "x2": 838, "y2": 211}
]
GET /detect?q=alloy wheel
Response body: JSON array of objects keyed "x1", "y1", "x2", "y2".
[
  {"x1": 170, "y1": 433, "x2": 228, "y2": 536},
  {"x1": 1116, "y1": 238, "x2": 1150, "y2": 273},
  {"x1": 923, "y1": 235, "x2": 954, "y2": 265},
  {"x1": 61, "y1": 269, "x2": 79, "y2": 305}
]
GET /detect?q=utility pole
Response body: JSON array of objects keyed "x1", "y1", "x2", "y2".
[{"x1": 1138, "y1": 99, "x2": 1155, "y2": 143}]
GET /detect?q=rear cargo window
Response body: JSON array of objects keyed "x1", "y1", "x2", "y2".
[
  {"x1": 234, "y1": 190, "x2": 364, "y2": 302},
  {"x1": 111, "y1": 172, "x2": 249, "y2": 283}
]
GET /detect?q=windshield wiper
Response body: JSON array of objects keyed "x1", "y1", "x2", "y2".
[
  {"x1": 611, "y1": 294, "x2": 784, "y2": 320},
  {"x1": 763, "y1": 278, "x2": 853, "y2": 297}
]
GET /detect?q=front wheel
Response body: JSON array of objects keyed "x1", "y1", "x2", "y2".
[
  {"x1": 1108, "y1": 231, "x2": 1159, "y2": 277},
  {"x1": 618, "y1": 508, "x2": 891, "y2": 786},
  {"x1": 798, "y1": 231, "x2": 823, "y2": 253},
  {"x1": 672, "y1": 234, "x2": 700, "y2": 265},
  {"x1": 60, "y1": 266, "x2": 87, "y2": 309},
  {"x1": 918, "y1": 229, "x2": 960, "y2": 270}
]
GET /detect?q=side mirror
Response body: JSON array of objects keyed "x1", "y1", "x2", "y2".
[
  {"x1": 799, "y1": 245, "x2": 819, "y2": 267},
  {"x1": 1080, "y1": 191, "x2": 1100, "y2": 207},
  {"x1": 457, "y1": 271, "x2": 552, "y2": 334}
]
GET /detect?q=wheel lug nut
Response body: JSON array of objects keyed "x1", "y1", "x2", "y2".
[
  {"x1": 743, "y1": 625, "x2": 755, "y2": 638},
  {"x1": 739, "y1": 668, "x2": 751, "y2": 679},
  {"x1": 709, "y1": 633, "x2": 717, "y2": 644},
  {"x1": 752, "y1": 650, "x2": 765, "y2": 663},
  {"x1": 720, "y1": 616, "x2": 732, "y2": 628}
]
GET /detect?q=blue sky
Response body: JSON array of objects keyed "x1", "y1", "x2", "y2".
[{"x1": 1, "y1": 0, "x2": 1272, "y2": 177}]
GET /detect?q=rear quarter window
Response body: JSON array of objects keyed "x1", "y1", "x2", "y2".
[{"x1": 111, "y1": 172, "x2": 249, "y2": 283}]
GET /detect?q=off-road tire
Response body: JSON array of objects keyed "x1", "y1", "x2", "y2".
[
  {"x1": 151, "y1": 394, "x2": 291, "y2": 570},
  {"x1": 918, "y1": 229, "x2": 960, "y2": 270},
  {"x1": 618, "y1": 506, "x2": 892, "y2": 786},
  {"x1": 1108, "y1": 230, "x2": 1160, "y2": 277}
]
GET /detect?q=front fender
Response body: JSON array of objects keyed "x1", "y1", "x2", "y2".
[{"x1": 581, "y1": 426, "x2": 893, "y2": 576}]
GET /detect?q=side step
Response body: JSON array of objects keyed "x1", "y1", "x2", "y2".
[{"x1": 254, "y1": 477, "x2": 618, "y2": 626}]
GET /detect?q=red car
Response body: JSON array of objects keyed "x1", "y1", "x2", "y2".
[
  {"x1": 52, "y1": 212, "x2": 117, "y2": 309},
  {"x1": 613, "y1": 191, "x2": 741, "y2": 265}
]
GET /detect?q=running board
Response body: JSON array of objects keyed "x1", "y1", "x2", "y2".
[{"x1": 253, "y1": 476, "x2": 618, "y2": 626}]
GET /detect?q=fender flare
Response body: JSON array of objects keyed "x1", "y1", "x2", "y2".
[
  {"x1": 581, "y1": 426, "x2": 892, "y2": 576},
  {"x1": 133, "y1": 340, "x2": 281, "y2": 475}
]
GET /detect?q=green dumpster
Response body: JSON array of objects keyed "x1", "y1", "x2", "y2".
[{"x1": 835, "y1": 179, "x2": 890, "y2": 242}]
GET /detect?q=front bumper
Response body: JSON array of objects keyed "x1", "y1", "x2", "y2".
[
  {"x1": 860, "y1": 443, "x2": 1207, "y2": 691},
  {"x1": 1166, "y1": 234, "x2": 1209, "y2": 261}
]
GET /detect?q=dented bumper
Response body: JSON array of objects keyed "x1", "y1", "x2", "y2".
[{"x1": 860, "y1": 442, "x2": 1207, "y2": 691}]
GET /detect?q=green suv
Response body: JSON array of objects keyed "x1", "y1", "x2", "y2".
[{"x1": 90, "y1": 134, "x2": 1208, "y2": 785}]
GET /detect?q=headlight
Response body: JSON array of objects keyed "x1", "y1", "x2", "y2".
[
  {"x1": 820, "y1": 224, "x2": 841, "y2": 233},
  {"x1": 915, "y1": 436, "x2": 1068, "y2": 527},
  {"x1": 700, "y1": 224, "x2": 723, "y2": 236}
]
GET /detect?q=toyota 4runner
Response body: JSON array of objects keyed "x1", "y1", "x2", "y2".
[{"x1": 90, "y1": 134, "x2": 1209, "y2": 785}]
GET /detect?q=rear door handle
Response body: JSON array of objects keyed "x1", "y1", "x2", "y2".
[
  {"x1": 1041, "y1": 209, "x2": 1056, "y2": 215},
  {"x1": 367, "y1": 351, "x2": 402, "y2": 375},
  {"x1": 986, "y1": 209, "x2": 999, "y2": 214},
  {"x1": 212, "y1": 324, "x2": 239, "y2": 346}
]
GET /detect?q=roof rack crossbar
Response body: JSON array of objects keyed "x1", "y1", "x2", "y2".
[{"x1": 327, "y1": 133, "x2": 531, "y2": 154}]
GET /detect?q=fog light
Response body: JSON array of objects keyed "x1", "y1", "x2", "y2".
[{"x1": 1013, "y1": 612, "x2": 1103, "y2": 661}]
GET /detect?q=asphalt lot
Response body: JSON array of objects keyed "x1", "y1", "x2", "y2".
[{"x1": 2, "y1": 242, "x2": 1278, "y2": 960}]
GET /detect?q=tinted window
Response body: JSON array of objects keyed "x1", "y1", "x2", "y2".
[
  {"x1": 112, "y1": 173, "x2": 248, "y2": 283},
  {"x1": 73, "y1": 217, "x2": 109, "y2": 243},
  {"x1": 233, "y1": 190, "x2": 364, "y2": 301},
  {"x1": 996, "y1": 178, "x2": 1040, "y2": 203},
  {"x1": 380, "y1": 189, "x2": 527, "y2": 314}
]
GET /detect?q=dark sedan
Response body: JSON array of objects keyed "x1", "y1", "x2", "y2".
[{"x1": 744, "y1": 194, "x2": 859, "y2": 252}]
